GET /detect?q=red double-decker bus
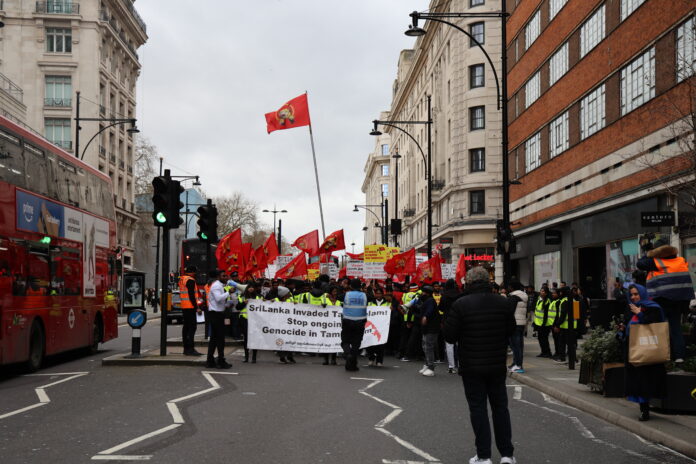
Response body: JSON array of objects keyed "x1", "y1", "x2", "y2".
[{"x1": 0, "y1": 115, "x2": 119, "y2": 371}]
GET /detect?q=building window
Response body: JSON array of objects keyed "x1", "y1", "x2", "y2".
[
  {"x1": 580, "y1": 5, "x2": 605, "y2": 58},
  {"x1": 549, "y1": 0, "x2": 568, "y2": 21},
  {"x1": 677, "y1": 16, "x2": 696, "y2": 82},
  {"x1": 549, "y1": 112, "x2": 569, "y2": 158},
  {"x1": 470, "y1": 148, "x2": 485, "y2": 172},
  {"x1": 46, "y1": 28, "x2": 72, "y2": 53},
  {"x1": 382, "y1": 183, "x2": 389, "y2": 197},
  {"x1": 470, "y1": 106, "x2": 485, "y2": 130},
  {"x1": 381, "y1": 165, "x2": 389, "y2": 176},
  {"x1": 381, "y1": 144, "x2": 389, "y2": 156},
  {"x1": 525, "y1": 132, "x2": 542, "y2": 172},
  {"x1": 525, "y1": 10, "x2": 541, "y2": 50},
  {"x1": 469, "y1": 22, "x2": 484, "y2": 47},
  {"x1": 620, "y1": 47, "x2": 655, "y2": 115},
  {"x1": 580, "y1": 84, "x2": 606, "y2": 140},
  {"x1": 470, "y1": 190, "x2": 485, "y2": 215},
  {"x1": 470, "y1": 0, "x2": 484, "y2": 6},
  {"x1": 45, "y1": 118, "x2": 72, "y2": 150},
  {"x1": 525, "y1": 72, "x2": 540, "y2": 108},
  {"x1": 549, "y1": 42, "x2": 569, "y2": 86},
  {"x1": 45, "y1": 75, "x2": 72, "y2": 107},
  {"x1": 621, "y1": 0, "x2": 645, "y2": 21},
  {"x1": 469, "y1": 64, "x2": 485, "y2": 88}
]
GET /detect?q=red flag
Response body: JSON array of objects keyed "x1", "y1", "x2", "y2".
[
  {"x1": 338, "y1": 267, "x2": 347, "y2": 279},
  {"x1": 265, "y1": 93, "x2": 311, "y2": 134},
  {"x1": 275, "y1": 253, "x2": 308, "y2": 279},
  {"x1": 263, "y1": 233, "x2": 280, "y2": 264},
  {"x1": 346, "y1": 251, "x2": 364, "y2": 261},
  {"x1": 415, "y1": 255, "x2": 443, "y2": 284},
  {"x1": 215, "y1": 229, "x2": 242, "y2": 270},
  {"x1": 255, "y1": 245, "x2": 268, "y2": 270},
  {"x1": 319, "y1": 229, "x2": 345, "y2": 253},
  {"x1": 318, "y1": 252, "x2": 334, "y2": 263},
  {"x1": 292, "y1": 230, "x2": 320, "y2": 256},
  {"x1": 245, "y1": 245, "x2": 268, "y2": 277},
  {"x1": 384, "y1": 248, "x2": 416, "y2": 276},
  {"x1": 455, "y1": 253, "x2": 467, "y2": 288}
]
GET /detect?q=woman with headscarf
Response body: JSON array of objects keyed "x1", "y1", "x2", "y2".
[{"x1": 616, "y1": 284, "x2": 667, "y2": 421}]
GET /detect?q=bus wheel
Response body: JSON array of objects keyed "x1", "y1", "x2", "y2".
[
  {"x1": 26, "y1": 322, "x2": 45, "y2": 373},
  {"x1": 88, "y1": 317, "x2": 103, "y2": 355}
]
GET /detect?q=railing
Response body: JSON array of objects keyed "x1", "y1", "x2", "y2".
[
  {"x1": 431, "y1": 179, "x2": 445, "y2": 191},
  {"x1": 35, "y1": 1, "x2": 80, "y2": 14},
  {"x1": 125, "y1": 0, "x2": 147, "y2": 34},
  {"x1": 109, "y1": 153, "x2": 116, "y2": 163},
  {"x1": 98, "y1": 145, "x2": 106, "y2": 158},
  {"x1": 122, "y1": 198, "x2": 126, "y2": 209},
  {"x1": 403, "y1": 208, "x2": 416, "y2": 217},
  {"x1": 53, "y1": 140, "x2": 72, "y2": 150},
  {"x1": 130, "y1": 202, "x2": 135, "y2": 212},
  {"x1": 44, "y1": 97, "x2": 71, "y2": 107},
  {"x1": 0, "y1": 72, "x2": 24, "y2": 103}
]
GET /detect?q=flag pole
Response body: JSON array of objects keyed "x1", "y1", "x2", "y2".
[{"x1": 308, "y1": 119, "x2": 326, "y2": 240}]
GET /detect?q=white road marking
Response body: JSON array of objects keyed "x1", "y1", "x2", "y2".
[
  {"x1": 91, "y1": 371, "x2": 237, "y2": 461},
  {"x1": 514, "y1": 397, "x2": 663, "y2": 463},
  {"x1": 633, "y1": 434, "x2": 696, "y2": 463},
  {"x1": 353, "y1": 377, "x2": 441, "y2": 463},
  {"x1": 513, "y1": 386, "x2": 522, "y2": 400},
  {"x1": 0, "y1": 372, "x2": 88, "y2": 420},
  {"x1": 540, "y1": 392, "x2": 576, "y2": 409}
]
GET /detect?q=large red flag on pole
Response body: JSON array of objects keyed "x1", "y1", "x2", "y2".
[
  {"x1": 455, "y1": 253, "x2": 468, "y2": 288},
  {"x1": 275, "y1": 253, "x2": 308, "y2": 279},
  {"x1": 384, "y1": 248, "x2": 417, "y2": 276},
  {"x1": 263, "y1": 233, "x2": 280, "y2": 264},
  {"x1": 415, "y1": 254, "x2": 443, "y2": 284},
  {"x1": 265, "y1": 94, "x2": 311, "y2": 134},
  {"x1": 292, "y1": 230, "x2": 320, "y2": 257},
  {"x1": 215, "y1": 229, "x2": 242, "y2": 270},
  {"x1": 319, "y1": 229, "x2": 345, "y2": 253}
]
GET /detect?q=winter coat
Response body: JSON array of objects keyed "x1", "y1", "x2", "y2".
[
  {"x1": 443, "y1": 282, "x2": 516, "y2": 377},
  {"x1": 508, "y1": 290, "x2": 529, "y2": 326}
]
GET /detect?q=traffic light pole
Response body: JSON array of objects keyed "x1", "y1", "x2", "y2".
[{"x1": 160, "y1": 224, "x2": 170, "y2": 356}]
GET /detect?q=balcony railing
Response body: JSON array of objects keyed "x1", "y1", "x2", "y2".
[
  {"x1": 98, "y1": 145, "x2": 106, "y2": 158},
  {"x1": 0, "y1": 72, "x2": 24, "y2": 103},
  {"x1": 99, "y1": 104, "x2": 106, "y2": 115},
  {"x1": 109, "y1": 153, "x2": 116, "y2": 164},
  {"x1": 431, "y1": 179, "x2": 445, "y2": 191},
  {"x1": 44, "y1": 97, "x2": 72, "y2": 107},
  {"x1": 36, "y1": 1, "x2": 80, "y2": 14},
  {"x1": 403, "y1": 208, "x2": 416, "y2": 217}
]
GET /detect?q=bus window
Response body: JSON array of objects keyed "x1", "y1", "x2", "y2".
[
  {"x1": 24, "y1": 144, "x2": 50, "y2": 197},
  {"x1": 0, "y1": 141, "x2": 25, "y2": 187},
  {"x1": 50, "y1": 245, "x2": 81, "y2": 296},
  {"x1": 0, "y1": 237, "x2": 14, "y2": 295},
  {"x1": 26, "y1": 243, "x2": 50, "y2": 296}
]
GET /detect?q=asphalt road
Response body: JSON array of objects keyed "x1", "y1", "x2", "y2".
[{"x1": 1, "y1": 320, "x2": 695, "y2": 464}]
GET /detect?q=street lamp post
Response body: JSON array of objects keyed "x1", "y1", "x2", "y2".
[
  {"x1": 405, "y1": 4, "x2": 512, "y2": 285},
  {"x1": 392, "y1": 148, "x2": 401, "y2": 247},
  {"x1": 74, "y1": 91, "x2": 139, "y2": 160},
  {"x1": 370, "y1": 99, "x2": 432, "y2": 257},
  {"x1": 354, "y1": 203, "x2": 387, "y2": 245},
  {"x1": 262, "y1": 206, "x2": 287, "y2": 252}
]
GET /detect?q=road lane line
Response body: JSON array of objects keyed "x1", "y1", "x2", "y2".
[
  {"x1": 352, "y1": 377, "x2": 441, "y2": 463},
  {"x1": 513, "y1": 386, "x2": 522, "y2": 400},
  {"x1": 0, "y1": 372, "x2": 88, "y2": 420},
  {"x1": 633, "y1": 434, "x2": 696, "y2": 463},
  {"x1": 92, "y1": 371, "x2": 237, "y2": 460}
]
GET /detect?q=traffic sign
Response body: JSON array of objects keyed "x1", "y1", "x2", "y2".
[{"x1": 127, "y1": 310, "x2": 147, "y2": 329}]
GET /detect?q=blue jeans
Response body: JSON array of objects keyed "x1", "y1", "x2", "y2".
[{"x1": 510, "y1": 326, "x2": 524, "y2": 367}]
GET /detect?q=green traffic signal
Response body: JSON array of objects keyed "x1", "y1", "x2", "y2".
[
  {"x1": 155, "y1": 212, "x2": 167, "y2": 224},
  {"x1": 40, "y1": 236, "x2": 51, "y2": 244},
  {"x1": 200, "y1": 232, "x2": 208, "y2": 240}
]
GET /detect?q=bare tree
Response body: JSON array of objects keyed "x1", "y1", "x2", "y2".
[
  {"x1": 213, "y1": 191, "x2": 260, "y2": 237},
  {"x1": 134, "y1": 136, "x2": 159, "y2": 195}
]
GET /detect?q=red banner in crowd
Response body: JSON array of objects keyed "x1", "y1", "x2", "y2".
[
  {"x1": 384, "y1": 248, "x2": 416, "y2": 276},
  {"x1": 415, "y1": 254, "x2": 443, "y2": 284},
  {"x1": 455, "y1": 253, "x2": 467, "y2": 287},
  {"x1": 275, "y1": 253, "x2": 308, "y2": 279},
  {"x1": 319, "y1": 229, "x2": 345, "y2": 253},
  {"x1": 292, "y1": 230, "x2": 320, "y2": 257},
  {"x1": 263, "y1": 233, "x2": 280, "y2": 264}
]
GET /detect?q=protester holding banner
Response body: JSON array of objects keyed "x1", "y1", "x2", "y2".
[
  {"x1": 238, "y1": 283, "x2": 262, "y2": 363},
  {"x1": 367, "y1": 288, "x2": 390, "y2": 367},
  {"x1": 274, "y1": 286, "x2": 297, "y2": 364},
  {"x1": 341, "y1": 278, "x2": 368, "y2": 372},
  {"x1": 206, "y1": 270, "x2": 233, "y2": 370},
  {"x1": 323, "y1": 285, "x2": 342, "y2": 366}
]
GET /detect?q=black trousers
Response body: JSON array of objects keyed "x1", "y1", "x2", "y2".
[
  {"x1": 537, "y1": 325, "x2": 551, "y2": 355},
  {"x1": 366, "y1": 345, "x2": 384, "y2": 363},
  {"x1": 206, "y1": 311, "x2": 226, "y2": 362},
  {"x1": 341, "y1": 319, "x2": 366, "y2": 369},
  {"x1": 398, "y1": 320, "x2": 421, "y2": 358},
  {"x1": 182, "y1": 309, "x2": 197, "y2": 352},
  {"x1": 461, "y1": 371, "x2": 514, "y2": 460},
  {"x1": 557, "y1": 328, "x2": 576, "y2": 362},
  {"x1": 552, "y1": 328, "x2": 560, "y2": 356}
]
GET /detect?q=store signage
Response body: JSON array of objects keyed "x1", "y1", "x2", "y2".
[
  {"x1": 464, "y1": 254, "x2": 494, "y2": 262},
  {"x1": 545, "y1": 229, "x2": 562, "y2": 245},
  {"x1": 641, "y1": 211, "x2": 675, "y2": 227},
  {"x1": 439, "y1": 237, "x2": 453, "y2": 244}
]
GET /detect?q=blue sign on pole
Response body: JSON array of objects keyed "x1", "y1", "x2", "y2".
[{"x1": 127, "y1": 310, "x2": 147, "y2": 329}]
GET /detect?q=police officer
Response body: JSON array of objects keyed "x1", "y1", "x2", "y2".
[
  {"x1": 553, "y1": 286, "x2": 576, "y2": 365},
  {"x1": 533, "y1": 287, "x2": 553, "y2": 358},
  {"x1": 179, "y1": 266, "x2": 202, "y2": 356}
]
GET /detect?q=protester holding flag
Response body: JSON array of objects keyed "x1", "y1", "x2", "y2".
[{"x1": 367, "y1": 288, "x2": 391, "y2": 367}]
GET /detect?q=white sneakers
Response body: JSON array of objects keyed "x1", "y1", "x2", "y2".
[
  {"x1": 469, "y1": 456, "x2": 516, "y2": 464},
  {"x1": 421, "y1": 368, "x2": 435, "y2": 377},
  {"x1": 419, "y1": 364, "x2": 428, "y2": 374}
]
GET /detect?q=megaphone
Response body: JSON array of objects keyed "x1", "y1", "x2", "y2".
[{"x1": 235, "y1": 283, "x2": 248, "y2": 294}]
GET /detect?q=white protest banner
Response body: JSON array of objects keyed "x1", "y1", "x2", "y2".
[
  {"x1": 360, "y1": 305, "x2": 391, "y2": 349},
  {"x1": 440, "y1": 263, "x2": 455, "y2": 280},
  {"x1": 347, "y1": 260, "x2": 363, "y2": 278},
  {"x1": 319, "y1": 263, "x2": 338, "y2": 280},
  {"x1": 247, "y1": 300, "x2": 342, "y2": 353}
]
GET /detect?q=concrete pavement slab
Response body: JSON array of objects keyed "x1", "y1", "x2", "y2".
[{"x1": 511, "y1": 335, "x2": 696, "y2": 459}]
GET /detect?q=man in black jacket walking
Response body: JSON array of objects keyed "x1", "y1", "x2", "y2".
[{"x1": 444, "y1": 266, "x2": 517, "y2": 464}]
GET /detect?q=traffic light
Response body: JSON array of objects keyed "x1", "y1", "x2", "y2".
[
  {"x1": 151, "y1": 175, "x2": 170, "y2": 227},
  {"x1": 167, "y1": 179, "x2": 184, "y2": 229},
  {"x1": 495, "y1": 219, "x2": 516, "y2": 255},
  {"x1": 197, "y1": 199, "x2": 218, "y2": 243}
]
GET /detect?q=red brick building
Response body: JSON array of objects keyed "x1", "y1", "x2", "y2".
[{"x1": 505, "y1": 0, "x2": 695, "y2": 296}]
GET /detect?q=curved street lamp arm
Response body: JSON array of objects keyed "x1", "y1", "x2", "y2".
[
  {"x1": 376, "y1": 122, "x2": 428, "y2": 179},
  {"x1": 355, "y1": 205, "x2": 382, "y2": 225},
  {"x1": 80, "y1": 120, "x2": 126, "y2": 160},
  {"x1": 419, "y1": 16, "x2": 501, "y2": 110}
]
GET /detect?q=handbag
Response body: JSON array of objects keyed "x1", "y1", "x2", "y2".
[{"x1": 628, "y1": 321, "x2": 671, "y2": 367}]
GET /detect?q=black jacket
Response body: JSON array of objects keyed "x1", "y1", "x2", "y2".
[
  {"x1": 443, "y1": 282, "x2": 516, "y2": 377},
  {"x1": 439, "y1": 288, "x2": 462, "y2": 319}
]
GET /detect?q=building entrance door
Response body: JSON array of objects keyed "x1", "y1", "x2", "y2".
[{"x1": 578, "y1": 246, "x2": 606, "y2": 299}]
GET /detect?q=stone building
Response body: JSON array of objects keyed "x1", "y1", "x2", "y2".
[
  {"x1": 361, "y1": 111, "x2": 392, "y2": 246},
  {"x1": 0, "y1": 0, "x2": 148, "y2": 270}
]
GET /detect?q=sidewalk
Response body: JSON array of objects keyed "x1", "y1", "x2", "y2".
[{"x1": 511, "y1": 336, "x2": 696, "y2": 459}]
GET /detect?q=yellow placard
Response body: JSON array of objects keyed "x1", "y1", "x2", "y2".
[{"x1": 307, "y1": 268, "x2": 320, "y2": 280}]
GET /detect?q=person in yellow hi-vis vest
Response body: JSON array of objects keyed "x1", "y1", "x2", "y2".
[
  {"x1": 552, "y1": 286, "x2": 577, "y2": 365},
  {"x1": 322, "y1": 286, "x2": 342, "y2": 366},
  {"x1": 237, "y1": 282, "x2": 263, "y2": 363},
  {"x1": 398, "y1": 283, "x2": 421, "y2": 361},
  {"x1": 532, "y1": 287, "x2": 554, "y2": 358}
]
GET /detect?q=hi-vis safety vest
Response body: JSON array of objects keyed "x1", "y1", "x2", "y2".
[
  {"x1": 325, "y1": 298, "x2": 341, "y2": 307},
  {"x1": 238, "y1": 295, "x2": 262, "y2": 319},
  {"x1": 534, "y1": 298, "x2": 553, "y2": 327},
  {"x1": 402, "y1": 291, "x2": 419, "y2": 322},
  {"x1": 179, "y1": 276, "x2": 198, "y2": 309},
  {"x1": 558, "y1": 297, "x2": 577, "y2": 329},
  {"x1": 302, "y1": 293, "x2": 327, "y2": 306},
  {"x1": 368, "y1": 300, "x2": 391, "y2": 307},
  {"x1": 646, "y1": 257, "x2": 695, "y2": 301},
  {"x1": 547, "y1": 299, "x2": 559, "y2": 326}
]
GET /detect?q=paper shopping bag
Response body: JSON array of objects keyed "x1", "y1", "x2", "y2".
[{"x1": 628, "y1": 322, "x2": 671, "y2": 367}]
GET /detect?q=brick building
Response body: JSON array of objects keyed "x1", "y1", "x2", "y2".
[{"x1": 506, "y1": 0, "x2": 695, "y2": 296}]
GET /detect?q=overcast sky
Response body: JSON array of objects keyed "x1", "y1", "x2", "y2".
[{"x1": 135, "y1": 0, "x2": 428, "y2": 254}]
